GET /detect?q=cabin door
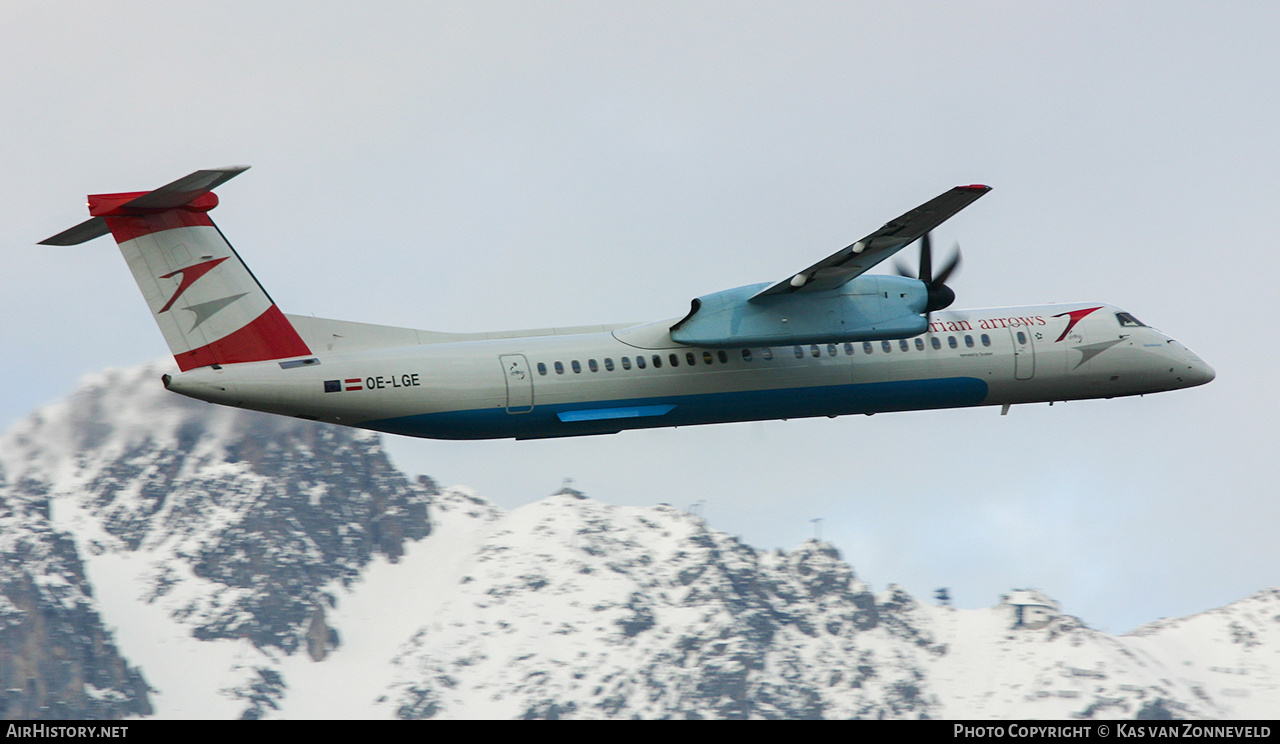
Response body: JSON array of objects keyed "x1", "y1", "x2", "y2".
[
  {"x1": 499, "y1": 354, "x2": 534, "y2": 413},
  {"x1": 1011, "y1": 327, "x2": 1035, "y2": 380}
]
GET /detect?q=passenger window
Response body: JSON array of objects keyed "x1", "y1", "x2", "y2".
[
  {"x1": 899, "y1": 339, "x2": 909, "y2": 352},
  {"x1": 844, "y1": 343, "x2": 855, "y2": 356},
  {"x1": 571, "y1": 360, "x2": 582, "y2": 373},
  {"x1": 881, "y1": 340, "x2": 892, "y2": 353},
  {"x1": 652, "y1": 355, "x2": 663, "y2": 369},
  {"x1": 554, "y1": 361, "x2": 565, "y2": 375},
  {"x1": 1016, "y1": 331, "x2": 1028, "y2": 345},
  {"x1": 863, "y1": 342, "x2": 874, "y2": 354},
  {"x1": 703, "y1": 351, "x2": 714, "y2": 365},
  {"x1": 794, "y1": 346, "x2": 804, "y2": 359},
  {"x1": 686, "y1": 352, "x2": 696, "y2": 366},
  {"x1": 604, "y1": 358, "x2": 614, "y2": 371},
  {"x1": 964, "y1": 335, "x2": 974, "y2": 348},
  {"x1": 537, "y1": 362, "x2": 547, "y2": 376},
  {"x1": 588, "y1": 359, "x2": 599, "y2": 372},
  {"x1": 810, "y1": 345, "x2": 821, "y2": 358},
  {"x1": 827, "y1": 343, "x2": 837, "y2": 357},
  {"x1": 717, "y1": 350, "x2": 728, "y2": 364},
  {"x1": 742, "y1": 348, "x2": 753, "y2": 362},
  {"x1": 636, "y1": 356, "x2": 646, "y2": 369},
  {"x1": 761, "y1": 347, "x2": 774, "y2": 361},
  {"x1": 621, "y1": 357, "x2": 632, "y2": 370},
  {"x1": 931, "y1": 337, "x2": 941, "y2": 350},
  {"x1": 669, "y1": 353, "x2": 680, "y2": 367},
  {"x1": 981, "y1": 334, "x2": 991, "y2": 347},
  {"x1": 948, "y1": 337, "x2": 958, "y2": 349},
  {"x1": 915, "y1": 338, "x2": 925, "y2": 351}
]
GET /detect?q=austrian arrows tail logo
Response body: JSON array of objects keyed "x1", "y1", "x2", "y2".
[
  {"x1": 1051, "y1": 306, "x2": 1103, "y2": 342},
  {"x1": 158, "y1": 257, "x2": 230, "y2": 313}
]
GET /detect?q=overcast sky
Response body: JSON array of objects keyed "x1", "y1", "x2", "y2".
[{"x1": 3, "y1": 2, "x2": 1276, "y2": 634}]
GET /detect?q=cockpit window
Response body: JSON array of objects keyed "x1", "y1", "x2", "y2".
[{"x1": 1115, "y1": 312, "x2": 1146, "y2": 328}]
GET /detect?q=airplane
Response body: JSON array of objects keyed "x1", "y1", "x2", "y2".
[{"x1": 39, "y1": 166, "x2": 1214, "y2": 440}]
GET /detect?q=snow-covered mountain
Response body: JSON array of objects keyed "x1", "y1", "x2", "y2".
[{"x1": 0, "y1": 364, "x2": 1275, "y2": 719}]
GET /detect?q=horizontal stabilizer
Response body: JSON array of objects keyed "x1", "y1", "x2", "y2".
[
  {"x1": 39, "y1": 217, "x2": 111, "y2": 246},
  {"x1": 117, "y1": 166, "x2": 249, "y2": 211},
  {"x1": 39, "y1": 166, "x2": 250, "y2": 245}
]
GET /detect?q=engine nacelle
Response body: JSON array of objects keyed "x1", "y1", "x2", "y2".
[{"x1": 670, "y1": 275, "x2": 928, "y2": 347}]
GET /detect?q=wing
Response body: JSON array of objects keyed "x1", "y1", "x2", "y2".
[{"x1": 750, "y1": 184, "x2": 991, "y2": 301}]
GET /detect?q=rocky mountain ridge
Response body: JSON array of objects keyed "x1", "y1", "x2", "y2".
[{"x1": 0, "y1": 364, "x2": 1274, "y2": 719}]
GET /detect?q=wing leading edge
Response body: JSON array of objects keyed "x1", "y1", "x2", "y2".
[{"x1": 750, "y1": 184, "x2": 991, "y2": 301}]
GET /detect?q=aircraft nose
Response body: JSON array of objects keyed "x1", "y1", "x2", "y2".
[
  {"x1": 1170, "y1": 352, "x2": 1215, "y2": 388},
  {"x1": 1187, "y1": 358, "x2": 1215, "y2": 387},
  {"x1": 1160, "y1": 336, "x2": 1214, "y2": 388}
]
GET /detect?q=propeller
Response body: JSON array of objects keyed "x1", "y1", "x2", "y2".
[{"x1": 896, "y1": 232, "x2": 962, "y2": 313}]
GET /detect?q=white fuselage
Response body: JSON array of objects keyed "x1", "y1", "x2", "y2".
[
  {"x1": 41, "y1": 170, "x2": 1213, "y2": 439},
  {"x1": 164, "y1": 302, "x2": 1214, "y2": 440}
]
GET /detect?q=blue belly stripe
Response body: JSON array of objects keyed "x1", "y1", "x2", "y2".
[
  {"x1": 359, "y1": 376, "x2": 989, "y2": 440},
  {"x1": 557, "y1": 404, "x2": 676, "y2": 422}
]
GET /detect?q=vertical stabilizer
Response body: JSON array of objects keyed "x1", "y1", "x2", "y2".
[{"x1": 40, "y1": 167, "x2": 311, "y2": 370}]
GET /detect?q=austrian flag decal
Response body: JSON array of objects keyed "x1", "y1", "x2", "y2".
[{"x1": 323, "y1": 379, "x2": 364, "y2": 393}]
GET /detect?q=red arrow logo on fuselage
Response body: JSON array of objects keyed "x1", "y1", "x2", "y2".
[
  {"x1": 1052, "y1": 306, "x2": 1103, "y2": 342},
  {"x1": 158, "y1": 257, "x2": 230, "y2": 313}
]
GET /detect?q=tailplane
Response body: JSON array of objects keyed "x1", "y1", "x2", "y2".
[{"x1": 40, "y1": 166, "x2": 311, "y2": 371}]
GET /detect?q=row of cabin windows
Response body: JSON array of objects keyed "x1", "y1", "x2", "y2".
[
  {"x1": 539, "y1": 349, "x2": 732, "y2": 376},
  {"x1": 535, "y1": 333, "x2": 995, "y2": 376}
]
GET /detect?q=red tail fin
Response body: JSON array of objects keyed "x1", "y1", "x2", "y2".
[{"x1": 41, "y1": 167, "x2": 312, "y2": 370}]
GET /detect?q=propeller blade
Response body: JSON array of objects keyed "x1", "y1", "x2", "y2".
[
  {"x1": 933, "y1": 243, "x2": 962, "y2": 286},
  {"x1": 919, "y1": 232, "x2": 933, "y2": 284}
]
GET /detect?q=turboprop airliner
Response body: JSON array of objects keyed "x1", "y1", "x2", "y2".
[{"x1": 40, "y1": 167, "x2": 1214, "y2": 440}]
